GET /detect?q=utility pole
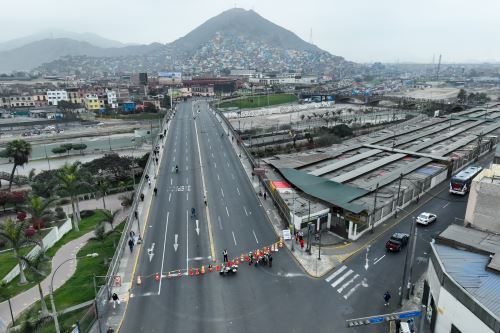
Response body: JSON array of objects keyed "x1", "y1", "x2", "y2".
[
  {"x1": 399, "y1": 217, "x2": 416, "y2": 306},
  {"x1": 371, "y1": 183, "x2": 379, "y2": 234},
  {"x1": 290, "y1": 191, "x2": 295, "y2": 252},
  {"x1": 407, "y1": 220, "x2": 418, "y2": 299},
  {"x1": 394, "y1": 174, "x2": 403, "y2": 218}
]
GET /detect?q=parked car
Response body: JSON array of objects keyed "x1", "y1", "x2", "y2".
[
  {"x1": 416, "y1": 212, "x2": 437, "y2": 226},
  {"x1": 385, "y1": 232, "x2": 409, "y2": 252}
]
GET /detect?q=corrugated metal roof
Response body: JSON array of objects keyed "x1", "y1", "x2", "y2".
[{"x1": 434, "y1": 244, "x2": 500, "y2": 319}]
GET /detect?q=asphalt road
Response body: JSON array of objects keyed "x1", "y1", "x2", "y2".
[{"x1": 120, "y1": 99, "x2": 494, "y2": 333}]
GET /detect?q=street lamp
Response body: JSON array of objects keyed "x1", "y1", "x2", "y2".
[{"x1": 50, "y1": 253, "x2": 98, "y2": 333}]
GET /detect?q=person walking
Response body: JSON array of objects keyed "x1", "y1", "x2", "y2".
[
  {"x1": 111, "y1": 293, "x2": 120, "y2": 309},
  {"x1": 222, "y1": 249, "x2": 228, "y2": 263},
  {"x1": 128, "y1": 238, "x2": 134, "y2": 253},
  {"x1": 299, "y1": 238, "x2": 305, "y2": 250},
  {"x1": 384, "y1": 291, "x2": 391, "y2": 306},
  {"x1": 140, "y1": 193, "x2": 144, "y2": 201},
  {"x1": 153, "y1": 187, "x2": 158, "y2": 196},
  {"x1": 268, "y1": 254, "x2": 273, "y2": 267},
  {"x1": 263, "y1": 192, "x2": 267, "y2": 200},
  {"x1": 148, "y1": 179, "x2": 151, "y2": 188}
]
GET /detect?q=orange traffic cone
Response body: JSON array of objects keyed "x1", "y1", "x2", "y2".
[
  {"x1": 195, "y1": 268, "x2": 200, "y2": 275},
  {"x1": 201, "y1": 265, "x2": 205, "y2": 274},
  {"x1": 136, "y1": 275, "x2": 142, "y2": 285},
  {"x1": 189, "y1": 268, "x2": 194, "y2": 276},
  {"x1": 155, "y1": 272, "x2": 160, "y2": 281}
]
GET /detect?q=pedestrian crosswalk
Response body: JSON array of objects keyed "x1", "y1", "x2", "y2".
[{"x1": 324, "y1": 265, "x2": 367, "y2": 300}]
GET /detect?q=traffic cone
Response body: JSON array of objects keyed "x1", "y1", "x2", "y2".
[
  {"x1": 235, "y1": 259, "x2": 240, "y2": 265},
  {"x1": 195, "y1": 268, "x2": 200, "y2": 275},
  {"x1": 201, "y1": 265, "x2": 205, "y2": 274},
  {"x1": 136, "y1": 275, "x2": 142, "y2": 285},
  {"x1": 216, "y1": 265, "x2": 221, "y2": 272},
  {"x1": 155, "y1": 272, "x2": 160, "y2": 281},
  {"x1": 178, "y1": 270, "x2": 182, "y2": 277},
  {"x1": 189, "y1": 268, "x2": 194, "y2": 276}
]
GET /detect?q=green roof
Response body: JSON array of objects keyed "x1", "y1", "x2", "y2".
[{"x1": 279, "y1": 168, "x2": 369, "y2": 214}]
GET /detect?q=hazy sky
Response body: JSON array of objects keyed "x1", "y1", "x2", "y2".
[{"x1": 1, "y1": 0, "x2": 499, "y2": 63}]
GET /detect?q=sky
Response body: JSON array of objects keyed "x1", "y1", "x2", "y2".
[{"x1": 1, "y1": 0, "x2": 499, "y2": 63}]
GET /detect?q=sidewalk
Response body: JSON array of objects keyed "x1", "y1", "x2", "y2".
[
  {"x1": 89, "y1": 117, "x2": 170, "y2": 333},
  {"x1": 0, "y1": 199, "x2": 129, "y2": 332},
  {"x1": 214, "y1": 109, "x2": 449, "y2": 278}
]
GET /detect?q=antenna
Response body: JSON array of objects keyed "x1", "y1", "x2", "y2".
[
  {"x1": 436, "y1": 54, "x2": 442, "y2": 81},
  {"x1": 309, "y1": 28, "x2": 313, "y2": 45}
]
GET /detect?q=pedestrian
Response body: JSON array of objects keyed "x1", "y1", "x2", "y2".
[
  {"x1": 129, "y1": 230, "x2": 135, "y2": 239},
  {"x1": 128, "y1": 238, "x2": 134, "y2": 252},
  {"x1": 295, "y1": 232, "x2": 299, "y2": 244},
  {"x1": 145, "y1": 174, "x2": 149, "y2": 180},
  {"x1": 164, "y1": 129, "x2": 166, "y2": 135},
  {"x1": 263, "y1": 192, "x2": 267, "y2": 200},
  {"x1": 299, "y1": 238, "x2": 305, "y2": 250},
  {"x1": 384, "y1": 291, "x2": 391, "y2": 306},
  {"x1": 140, "y1": 193, "x2": 144, "y2": 201},
  {"x1": 107, "y1": 327, "x2": 115, "y2": 333},
  {"x1": 134, "y1": 210, "x2": 138, "y2": 219},
  {"x1": 222, "y1": 249, "x2": 228, "y2": 263},
  {"x1": 268, "y1": 254, "x2": 273, "y2": 267},
  {"x1": 154, "y1": 187, "x2": 158, "y2": 196},
  {"x1": 148, "y1": 179, "x2": 151, "y2": 188},
  {"x1": 156, "y1": 157, "x2": 159, "y2": 164},
  {"x1": 111, "y1": 293, "x2": 120, "y2": 309}
]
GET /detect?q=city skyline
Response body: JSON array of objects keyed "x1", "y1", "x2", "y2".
[{"x1": 1, "y1": 0, "x2": 499, "y2": 64}]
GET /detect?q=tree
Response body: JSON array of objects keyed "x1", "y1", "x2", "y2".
[
  {"x1": 61, "y1": 143, "x2": 73, "y2": 156},
  {"x1": 5, "y1": 140, "x2": 32, "y2": 190},
  {"x1": 55, "y1": 163, "x2": 86, "y2": 231},
  {"x1": 51, "y1": 146, "x2": 67, "y2": 155},
  {"x1": 24, "y1": 195, "x2": 55, "y2": 231},
  {"x1": 22, "y1": 253, "x2": 50, "y2": 316},
  {"x1": 94, "y1": 179, "x2": 110, "y2": 211},
  {"x1": 72, "y1": 143, "x2": 87, "y2": 155},
  {"x1": 457, "y1": 89, "x2": 467, "y2": 103},
  {"x1": 0, "y1": 218, "x2": 33, "y2": 284}
]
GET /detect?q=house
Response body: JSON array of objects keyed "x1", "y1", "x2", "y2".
[
  {"x1": 121, "y1": 101, "x2": 136, "y2": 113},
  {"x1": 84, "y1": 94, "x2": 100, "y2": 110},
  {"x1": 47, "y1": 90, "x2": 69, "y2": 106}
]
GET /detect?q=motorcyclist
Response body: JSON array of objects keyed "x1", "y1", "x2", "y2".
[{"x1": 175, "y1": 165, "x2": 178, "y2": 173}]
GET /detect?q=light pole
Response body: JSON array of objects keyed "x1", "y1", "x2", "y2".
[
  {"x1": 399, "y1": 216, "x2": 416, "y2": 306},
  {"x1": 50, "y1": 253, "x2": 98, "y2": 333}
]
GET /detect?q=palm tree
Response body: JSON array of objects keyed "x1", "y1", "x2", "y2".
[
  {"x1": 55, "y1": 162, "x2": 85, "y2": 231},
  {"x1": 5, "y1": 140, "x2": 32, "y2": 190},
  {"x1": 22, "y1": 252, "x2": 50, "y2": 316},
  {"x1": 94, "y1": 179, "x2": 110, "y2": 211},
  {"x1": 0, "y1": 218, "x2": 32, "y2": 284},
  {"x1": 24, "y1": 195, "x2": 56, "y2": 255}
]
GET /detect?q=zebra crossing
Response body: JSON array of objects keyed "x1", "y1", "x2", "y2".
[{"x1": 324, "y1": 265, "x2": 367, "y2": 300}]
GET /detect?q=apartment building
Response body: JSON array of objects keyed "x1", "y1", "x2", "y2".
[
  {"x1": 47, "y1": 90, "x2": 69, "y2": 106},
  {"x1": 84, "y1": 94, "x2": 100, "y2": 110}
]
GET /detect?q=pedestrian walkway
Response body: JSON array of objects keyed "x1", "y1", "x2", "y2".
[
  {"x1": 323, "y1": 264, "x2": 369, "y2": 300},
  {"x1": 213, "y1": 108, "x2": 451, "y2": 278},
  {"x1": 0, "y1": 206, "x2": 129, "y2": 332}
]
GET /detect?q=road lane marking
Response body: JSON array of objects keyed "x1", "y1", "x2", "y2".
[
  {"x1": 331, "y1": 270, "x2": 354, "y2": 288},
  {"x1": 186, "y1": 177, "x2": 189, "y2": 184},
  {"x1": 221, "y1": 188, "x2": 224, "y2": 197},
  {"x1": 211, "y1": 152, "x2": 214, "y2": 158},
  {"x1": 170, "y1": 178, "x2": 172, "y2": 185},
  {"x1": 232, "y1": 231, "x2": 237, "y2": 245},
  {"x1": 158, "y1": 212, "x2": 170, "y2": 295},
  {"x1": 218, "y1": 216, "x2": 223, "y2": 230},
  {"x1": 343, "y1": 281, "x2": 362, "y2": 300},
  {"x1": 186, "y1": 210, "x2": 189, "y2": 271},
  {"x1": 374, "y1": 255, "x2": 385, "y2": 265},
  {"x1": 232, "y1": 174, "x2": 235, "y2": 180},
  {"x1": 195, "y1": 219, "x2": 200, "y2": 235},
  {"x1": 217, "y1": 174, "x2": 220, "y2": 181},
  {"x1": 185, "y1": 166, "x2": 188, "y2": 171},
  {"x1": 253, "y1": 230, "x2": 259, "y2": 244},
  {"x1": 225, "y1": 206, "x2": 230, "y2": 217},
  {"x1": 173, "y1": 156, "x2": 176, "y2": 162},
  {"x1": 442, "y1": 202, "x2": 450, "y2": 208},
  {"x1": 243, "y1": 206, "x2": 248, "y2": 216},
  {"x1": 325, "y1": 266, "x2": 347, "y2": 283},
  {"x1": 227, "y1": 162, "x2": 230, "y2": 167},
  {"x1": 188, "y1": 256, "x2": 212, "y2": 261},
  {"x1": 337, "y1": 274, "x2": 359, "y2": 293},
  {"x1": 237, "y1": 187, "x2": 240, "y2": 196},
  {"x1": 186, "y1": 192, "x2": 189, "y2": 201},
  {"x1": 168, "y1": 193, "x2": 171, "y2": 202},
  {"x1": 214, "y1": 162, "x2": 217, "y2": 168}
]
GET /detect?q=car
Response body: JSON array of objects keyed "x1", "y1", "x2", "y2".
[
  {"x1": 416, "y1": 212, "x2": 437, "y2": 226},
  {"x1": 385, "y1": 232, "x2": 409, "y2": 252}
]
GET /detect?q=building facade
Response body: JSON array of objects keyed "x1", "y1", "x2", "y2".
[
  {"x1": 84, "y1": 94, "x2": 100, "y2": 110},
  {"x1": 47, "y1": 90, "x2": 69, "y2": 106}
]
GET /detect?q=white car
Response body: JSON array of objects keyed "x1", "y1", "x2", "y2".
[{"x1": 416, "y1": 212, "x2": 437, "y2": 225}]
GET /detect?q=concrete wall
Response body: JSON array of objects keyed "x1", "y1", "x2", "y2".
[
  {"x1": 1, "y1": 218, "x2": 72, "y2": 283},
  {"x1": 465, "y1": 180, "x2": 500, "y2": 234}
]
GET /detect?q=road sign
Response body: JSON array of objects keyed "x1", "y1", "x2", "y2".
[
  {"x1": 399, "y1": 311, "x2": 421, "y2": 319},
  {"x1": 368, "y1": 317, "x2": 384, "y2": 324},
  {"x1": 346, "y1": 309, "x2": 421, "y2": 328},
  {"x1": 282, "y1": 229, "x2": 291, "y2": 240}
]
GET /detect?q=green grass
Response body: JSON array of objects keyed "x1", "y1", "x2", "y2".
[
  {"x1": 218, "y1": 93, "x2": 297, "y2": 109},
  {"x1": 0, "y1": 210, "x2": 109, "y2": 302},
  {"x1": 114, "y1": 111, "x2": 167, "y2": 120},
  {"x1": 15, "y1": 223, "x2": 124, "y2": 329},
  {"x1": 0, "y1": 246, "x2": 33, "y2": 280}
]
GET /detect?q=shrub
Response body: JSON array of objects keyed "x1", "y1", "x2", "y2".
[
  {"x1": 0, "y1": 239, "x2": 6, "y2": 249},
  {"x1": 17, "y1": 211, "x2": 27, "y2": 221},
  {"x1": 51, "y1": 147, "x2": 68, "y2": 154},
  {"x1": 80, "y1": 210, "x2": 95, "y2": 218},
  {"x1": 25, "y1": 226, "x2": 36, "y2": 237},
  {"x1": 55, "y1": 206, "x2": 66, "y2": 220}
]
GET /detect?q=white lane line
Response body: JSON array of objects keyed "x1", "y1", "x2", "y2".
[
  {"x1": 173, "y1": 156, "x2": 176, "y2": 162},
  {"x1": 337, "y1": 274, "x2": 359, "y2": 293},
  {"x1": 237, "y1": 187, "x2": 240, "y2": 196},
  {"x1": 214, "y1": 162, "x2": 217, "y2": 168},
  {"x1": 218, "y1": 216, "x2": 223, "y2": 230},
  {"x1": 170, "y1": 178, "x2": 172, "y2": 185},
  {"x1": 186, "y1": 177, "x2": 189, "y2": 184},
  {"x1": 325, "y1": 266, "x2": 347, "y2": 282},
  {"x1": 210, "y1": 145, "x2": 212, "y2": 150},
  {"x1": 158, "y1": 211, "x2": 170, "y2": 295},
  {"x1": 442, "y1": 202, "x2": 450, "y2": 209},
  {"x1": 331, "y1": 270, "x2": 354, "y2": 288},
  {"x1": 186, "y1": 210, "x2": 189, "y2": 272},
  {"x1": 374, "y1": 255, "x2": 385, "y2": 265},
  {"x1": 217, "y1": 174, "x2": 220, "y2": 181},
  {"x1": 221, "y1": 188, "x2": 224, "y2": 198},
  {"x1": 211, "y1": 152, "x2": 214, "y2": 158},
  {"x1": 224, "y1": 152, "x2": 226, "y2": 157},
  {"x1": 225, "y1": 206, "x2": 230, "y2": 217},
  {"x1": 243, "y1": 206, "x2": 248, "y2": 216},
  {"x1": 231, "y1": 174, "x2": 235, "y2": 180},
  {"x1": 168, "y1": 193, "x2": 171, "y2": 202},
  {"x1": 186, "y1": 192, "x2": 189, "y2": 201},
  {"x1": 227, "y1": 162, "x2": 230, "y2": 167},
  {"x1": 185, "y1": 166, "x2": 188, "y2": 171},
  {"x1": 253, "y1": 230, "x2": 259, "y2": 244},
  {"x1": 232, "y1": 231, "x2": 237, "y2": 245}
]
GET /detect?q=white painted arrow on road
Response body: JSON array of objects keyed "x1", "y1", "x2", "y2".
[
  {"x1": 148, "y1": 243, "x2": 155, "y2": 262},
  {"x1": 364, "y1": 245, "x2": 370, "y2": 271},
  {"x1": 195, "y1": 220, "x2": 200, "y2": 236},
  {"x1": 173, "y1": 234, "x2": 179, "y2": 252}
]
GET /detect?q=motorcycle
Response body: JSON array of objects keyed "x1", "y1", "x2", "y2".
[{"x1": 219, "y1": 264, "x2": 238, "y2": 276}]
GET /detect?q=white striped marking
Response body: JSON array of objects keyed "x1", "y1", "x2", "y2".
[
  {"x1": 343, "y1": 280, "x2": 364, "y2": 300},
  {"x1": 337, "y1": 274, "x2": 359, "y2": 293},
  {"x1": 170, "y1": 178, "x2": 172, "y2": 185},
  {"x1": 253, "y1": 230, "x2": 259, "y2": 244},
  {"x1": 168, "y1": 193, "x2": 171, "y2": 202},
  {"x1": 243, "y1": 206, "x2": 248, "y2": 216},
  {"x1": 232, "y1": 231, "x2": 237, "y2": 245},
  {"x1": 374, "y1": 255, "x2": 385, "y2": 265},
  {"x1": 225, "y1": 206, "x2": 229, "y2": 217},
  {"x1": 325, "y1": 266, "x2": 347, "y2": 283},
  {"x1": 237, "y1": 188, "x2": 240, "y2": 196},
  {"x1": 331, "y1": 270, "x2": 354, "y2": 288},
  {"x1": 217, "y1": 174, "x2": 220, "y2": 181}
]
